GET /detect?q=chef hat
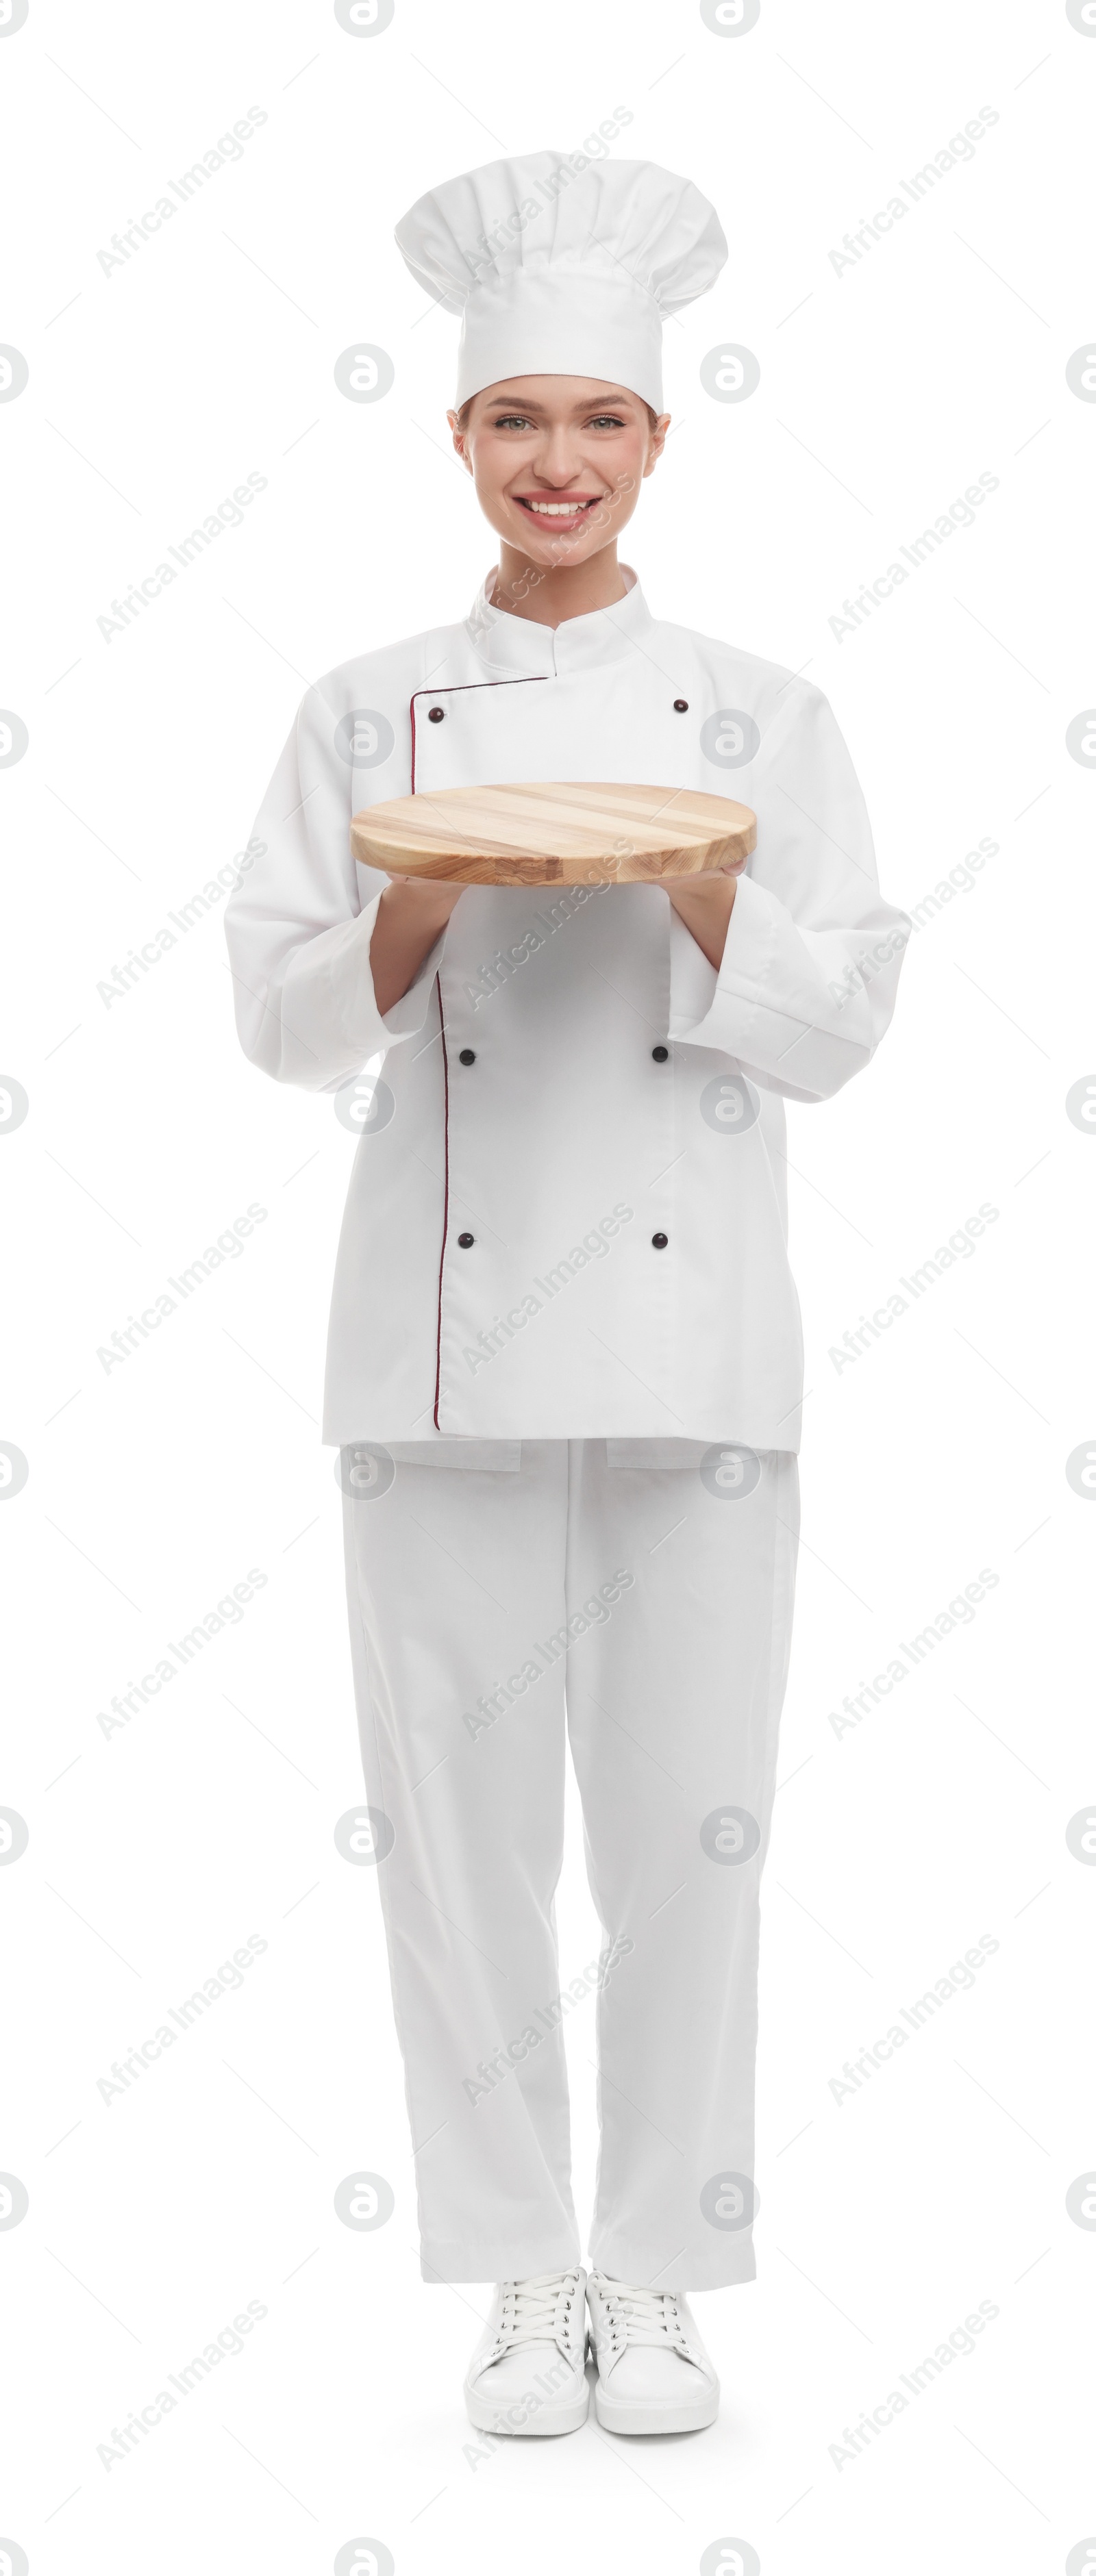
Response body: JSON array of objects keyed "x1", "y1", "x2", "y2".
[{"x1": 395, "y1": 151, "x2": 727, "y2": 412}]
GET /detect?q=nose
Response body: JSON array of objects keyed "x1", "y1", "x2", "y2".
[{"x1": 530, "y1": 426, "x2": 586, "y2": 488}]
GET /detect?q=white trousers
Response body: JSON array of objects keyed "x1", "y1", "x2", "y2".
[{"x1": 342, "y1": 1437, "x2": 799, "y2": 2289}]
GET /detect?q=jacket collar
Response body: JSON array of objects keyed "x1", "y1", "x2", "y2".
[{"x1": 465, "y1": 562, "x2": 655, "y2": 678}]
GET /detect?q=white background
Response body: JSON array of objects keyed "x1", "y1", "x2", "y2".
[{"x1": 1, "y1": 1, "x2": 1093, "y2": 2571}]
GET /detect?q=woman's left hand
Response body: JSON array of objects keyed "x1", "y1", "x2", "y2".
[{"x1": 663, "y1": 856, "x2": 747, "y2": 972}]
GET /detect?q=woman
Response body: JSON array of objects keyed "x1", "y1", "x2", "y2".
[{"x1": 225, "y1": 151, "x2": 908, "y2": 2440}]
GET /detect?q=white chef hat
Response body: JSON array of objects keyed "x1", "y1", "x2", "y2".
[{"x1": 395, "y1": 151, "x2": 727, "y2": 413}]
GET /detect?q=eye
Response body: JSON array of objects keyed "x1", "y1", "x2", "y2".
[
  {"x1": 491, "y1": 413, "x2": 534, "y2": 429},
  {"x1": 588, "y1": 414, "x2": 626, "y2": 429}
]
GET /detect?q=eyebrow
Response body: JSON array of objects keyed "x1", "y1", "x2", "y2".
[{"x1": 483, "y1": 392, "x2": 638, "y2": 415}]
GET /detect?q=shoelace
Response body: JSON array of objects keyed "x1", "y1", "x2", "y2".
[
  {"x1": 591, "y1": 2277, "x2": 687, "y2": 2350},
  {"x1": 493, "y1": 2269, "x2": 582, "y2": 2353}
]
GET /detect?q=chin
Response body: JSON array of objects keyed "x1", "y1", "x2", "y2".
[{"x1": 513, "y1": 528, "x2": 599, "y2": 561}]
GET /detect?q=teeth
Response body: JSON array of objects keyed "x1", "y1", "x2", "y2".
[{"x1": 523, "y1": 499, "x2": 593, "y2": 516}]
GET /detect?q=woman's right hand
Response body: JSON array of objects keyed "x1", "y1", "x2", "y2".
[{"x1": 370, "y1": 875, "x2": 465, "y2": 1015}]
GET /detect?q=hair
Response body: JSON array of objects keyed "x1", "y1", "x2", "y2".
[{"x1": 456, "y1": 394, "x2": 659, "y2": 431}]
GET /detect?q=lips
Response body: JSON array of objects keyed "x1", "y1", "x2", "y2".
[{"x1": 514, "y1": 496, "x2": 603, "y2": 521}]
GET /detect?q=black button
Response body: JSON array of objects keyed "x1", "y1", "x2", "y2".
[
  {"x1": 651, "y1": 1232, "x2": 669, "y2": 1250},
  {"x1": 457, "y1": 1231, "x2": 474, "y2": 1248},
  {"x1": 458, "y1": 1048, "x2": 475, "y2": 1065},
  {"x1": 651, "y1": 1044, "x2": 669, "y2": 1062},
  {"x1": 428, "y1": 706, "x2": 445, "y2": 722},
  {"x1": 673, "y1": 698, "x2": 688, "y2": 712}
]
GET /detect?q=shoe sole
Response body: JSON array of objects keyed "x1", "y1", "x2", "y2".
[
  {"x1": 464, "y1": 2382, "x2": 590, "y2": 2437},
  {"x1": 593, "y1": 2384, "x2": 719, "y2": 2436}
]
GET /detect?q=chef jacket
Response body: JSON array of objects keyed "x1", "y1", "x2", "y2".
[{"x1": 224, "y1": 568, "x2": 909, "y2": 1450}]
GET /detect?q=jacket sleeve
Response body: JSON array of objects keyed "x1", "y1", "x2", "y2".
[
  {"x1": 668, "y1": 679, "x2": 910, "y2": 1102},
  {"x1": 224, "y1": 680, "x2": 447, "y2": 1093}
]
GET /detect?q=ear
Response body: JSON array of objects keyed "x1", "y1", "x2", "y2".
[
  {"x1": 447, "y1": 408, "x2": 474, "y2": 474},
  {"x1": 643, "y1": 414, "x2": 671, "y2": 475}
]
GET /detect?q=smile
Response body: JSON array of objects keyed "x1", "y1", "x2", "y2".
[{"x1": 514, "y1": 496, "x2": 602, "y2": 520}]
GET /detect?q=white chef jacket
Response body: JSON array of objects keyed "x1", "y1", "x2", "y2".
[{"x1": 225, "y1": 568, "x2": 909, "y2": 1449}]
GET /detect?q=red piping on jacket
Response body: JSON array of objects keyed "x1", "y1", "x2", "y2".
[
  {"x1": 409, "y1": 674, "x2": 546, "y2": 790},
  {"x1": 414, "y1": 674, "x2": 546, "y2": 1426},
  {"x1": 432, "y1": 976, "x2": 450, "y2": 1428}
]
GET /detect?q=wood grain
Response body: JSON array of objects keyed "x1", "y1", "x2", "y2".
[{"x1": 350, "y1": 781, "x2": 756, "y2": 885}]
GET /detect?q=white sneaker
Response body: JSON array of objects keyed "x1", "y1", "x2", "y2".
[
  {"x1": 464, "y1": 2267, "x2": 590, "y2": 2436},
  {"x1": 586, "y1": 2271, "x2": 719, "y2": 2434}
]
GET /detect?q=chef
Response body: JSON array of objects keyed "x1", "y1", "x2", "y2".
[{"x1": 225, "y1": 151, "x2": 909, "y2": 2442}]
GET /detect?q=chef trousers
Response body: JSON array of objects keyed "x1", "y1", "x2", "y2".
[{"x1": 341, "y1": 1437, "x2": 799, "y2": 2290}]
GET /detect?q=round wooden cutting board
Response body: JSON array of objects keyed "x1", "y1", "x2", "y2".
[{"x1": 350, "y1": 781, "x2": 756, "y2": 886}]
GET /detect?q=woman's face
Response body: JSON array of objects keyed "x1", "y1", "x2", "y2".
[{"x1": 448, "y1": 377, "x2": 669, "y2": 570}]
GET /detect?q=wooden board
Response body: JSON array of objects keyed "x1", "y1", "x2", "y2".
[{"x1": 350, "y1": 781, "x2": 756, "y2": 886}]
